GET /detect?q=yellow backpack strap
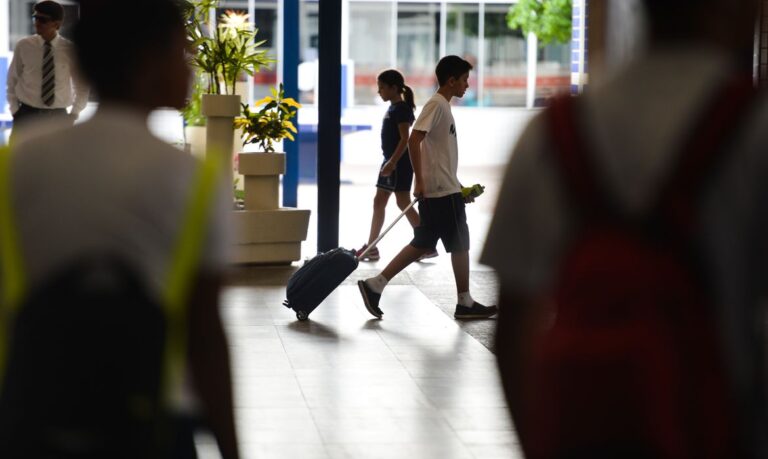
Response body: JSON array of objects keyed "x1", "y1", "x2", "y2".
[
  {"x1": 161, "y1": 154, "x2": 221, "y2": 406},
  {"x1": 0, "y1": 146, "x2": 25, "y2": 386}
]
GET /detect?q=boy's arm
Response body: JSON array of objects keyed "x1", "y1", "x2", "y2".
[
  {"x1": 408, "y1": 129, "x2": 427, "y2": 198},
  {"x1": 381, "y1": 122, "x2": 411, "y2": 176}
]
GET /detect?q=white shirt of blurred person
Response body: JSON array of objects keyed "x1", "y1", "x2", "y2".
[
  {"x1": 6, "y1": 1, "x2": 89, "y2": 142},
  {"x1": 482, "y1": 0, "x2": 767, "y2": 454},
  {"x1": 7, "y1": 1, "x2": 238, "y2": 457}
]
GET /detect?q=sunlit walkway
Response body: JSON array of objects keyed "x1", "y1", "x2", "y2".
[
  {"x1": 198, "y1": 277, "x2": 520, "y2": 458},
  {"x1": 197, "y1": 165, "x2": 523, "y2": 458}
]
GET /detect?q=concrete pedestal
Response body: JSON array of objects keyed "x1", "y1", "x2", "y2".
[
  {"x1": 201, "y1": 94, "x2": 241, "y2": 177},
  {"x1": 233, "y1": 152, "x2": 310, "y2": 264}
]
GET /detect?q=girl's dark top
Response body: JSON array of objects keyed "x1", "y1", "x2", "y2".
[{"x1": 381, "y1": 101, "x2": 415, "y2": 159}]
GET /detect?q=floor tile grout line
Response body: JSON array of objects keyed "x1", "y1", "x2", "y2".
[
  {"x1": 367, "y1": 285, "x2": 493, "y2": 458},
  {"x1": 272, "y1": 322, "x2": 334, "y2": 458}
]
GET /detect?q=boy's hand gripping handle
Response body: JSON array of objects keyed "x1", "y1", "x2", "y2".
[{"x1": 356, "y1": 198, "x2": 418, "y2": 261}]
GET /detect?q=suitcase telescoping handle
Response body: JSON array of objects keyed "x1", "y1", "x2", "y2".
[{"x1": 356, "y1": 198, "x2": 418, "y2": 261}]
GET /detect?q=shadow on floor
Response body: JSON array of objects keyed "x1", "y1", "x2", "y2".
[{"x1": 225, "y1": 264, "x2": 499, "y2": 352}]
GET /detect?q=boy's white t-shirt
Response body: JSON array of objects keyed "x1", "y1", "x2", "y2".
[{"x1": 412, "y1": 93, "x2": 462, "y2": 198}]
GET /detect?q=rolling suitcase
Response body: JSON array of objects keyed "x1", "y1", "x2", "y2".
[{"x1": 283, "y1": 198, "x2": 417, "y2": 320}]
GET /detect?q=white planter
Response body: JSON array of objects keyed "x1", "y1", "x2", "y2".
[
  {"x1": 232, "y1": 151, "x2": 310, "y2": 264},
  {"x1": 201, "y1": 94, "x2": 241, "y2": 177},
  {"x1": 238, "y1": 152, "x2": 284, "y2": 211}
]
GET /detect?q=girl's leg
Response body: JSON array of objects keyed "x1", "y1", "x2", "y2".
[
  {"x1": 368, "y1": 188, "x2": 392, "y2": 244},
  {"x1": 394, "y1": 191, "x2": 420, "y2": 227}
]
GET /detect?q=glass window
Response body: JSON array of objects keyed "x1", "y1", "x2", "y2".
[
  {"x1": 349, "y1": 1, "x2": 395, "y2": 106},
  {"x1": 446, "y1": 3, "x2": 479, "y2": 106},
  {"x1": 396, "y1": 2, "x2": 440, "y2": 104},
  {"x1": 251, "y1": 5, "x2": 278, "y2": 100},
  {"x1": 483, "y1": 3, "x2": 526, "y2": 107},
  {"x1": 299, "y1": 1, "x2": 319, "y2": 105},
  {"x1": 536, "y1": 41, "x2": 570, "y2": 103}
]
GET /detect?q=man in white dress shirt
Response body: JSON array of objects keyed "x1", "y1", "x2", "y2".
[{"x1": 6, "y1": 1, "x2": 89, "y2": 140}]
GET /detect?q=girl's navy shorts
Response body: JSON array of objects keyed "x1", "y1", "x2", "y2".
[{"x1": 376, "y1": 155, "x2": 414, "y2": 192}]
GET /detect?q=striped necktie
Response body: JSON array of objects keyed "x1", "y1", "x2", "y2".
[{"x1": 41, "y1": 40, "x2": 55, "y2": 107}]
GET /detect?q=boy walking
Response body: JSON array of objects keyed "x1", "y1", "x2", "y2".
[{"x1": 358, "y1": 55, "x2": 497, "y2": 320}]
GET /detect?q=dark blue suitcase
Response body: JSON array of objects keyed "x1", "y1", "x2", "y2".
[
  {"x1": 283, "y1": 199, "x2": 417, "y2": 321},
  {"x1": 283, "y1": 247, "x2": 358, "y2": 320}
]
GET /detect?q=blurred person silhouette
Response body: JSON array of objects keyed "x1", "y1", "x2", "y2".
[
  {"x1": 0, "y1": 0, "x2": 238, "y2": 458},
  {"x1": 6, "y1": 1, "x2": 89, "y2": 143},
  {"x1": 483, "y1": 0, "x2": 768, "y2": 457}
]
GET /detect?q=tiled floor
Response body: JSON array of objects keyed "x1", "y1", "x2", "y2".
[
  {"x1": 196, "y1": 281, "x2": 521, "y2": 459},
  {"x1": 195, "y1": 165, "x2": 521, "y2": 458}
]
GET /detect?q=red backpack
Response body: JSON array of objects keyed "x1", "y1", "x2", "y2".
[{"x1": 522, "y1": 79, "x2": 754, "y2": 459}]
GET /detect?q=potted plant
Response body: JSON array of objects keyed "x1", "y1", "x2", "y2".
[
  {"x1": 233, "y1": 83, "x2": 300, "y2": 207},
  {"x1": 181, "y1": 1, "x2": 309, "y2": 264},
  {"x1": 182, "y1": 1, "x2": 274, "y2": 176},
  {"x1": 230, "y1": 84, "x2": 309, "y2": 264},
  {"x1": 234, "y1": 83, "x2": 301, "y2": 153}
]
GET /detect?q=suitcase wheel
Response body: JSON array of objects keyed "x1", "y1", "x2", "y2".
[{"x1": 296, "y1": 310, "x2": 309, "y2": 321}]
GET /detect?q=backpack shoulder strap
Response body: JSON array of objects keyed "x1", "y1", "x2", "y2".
[
  {"x1": 161, "y1": 154, "x2": 221, "y2": 407},
  {"x1": 547, "y1": 76, "x2": 756, "y2": 229},
  {"x1": 655, "y1": 76, "x2": 756, "y2": 235},
  {"x1": 0, "y1": 146, "x2": 24, "y2": 385},
  {"x1": 0, "y1": 146, "x2": 25, "y2": 311},
  {"x1": 547, "y1": 94, "x2": 615, "y2": 220}
]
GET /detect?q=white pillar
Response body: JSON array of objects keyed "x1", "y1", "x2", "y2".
[
  {"x1": 248, "y1": 0, "x2": 256, "y2": 105},
  {"x1": 578, "y1": 0, "x2": 587, "y2": 90},
  {"x1": 277, "y1": 0, "x2": 284, "y2": 86},
  {"x1": 341, "y1": 0, "x2": 350, "y2": 61},
  {"x1": 526, "y1": 32, "x2": 538, "y2": 109},
  {"x1": 202, "y1": 94, "x2": 241, "y2": 185},
  {"x1": 477, "y1": 2, "x2": 485, "y2": 106},
  {"x1": 439, "y1": 1, "x2": 447, "y2": 59},
  {"x1": 390, "y1": 0, "x2": 397, "y2": 68}
]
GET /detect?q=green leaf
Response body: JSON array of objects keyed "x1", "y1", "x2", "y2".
[{"x1": 507, "y1": 0, "x2": 572, "y2": 46}]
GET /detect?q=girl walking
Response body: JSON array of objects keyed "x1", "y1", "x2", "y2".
[{"x1": 357, "y1": 69, "x2": 437, "y2": 261}]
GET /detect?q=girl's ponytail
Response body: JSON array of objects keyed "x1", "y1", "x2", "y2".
[{"x1": 402, "y1": 84, "x2": 415, "y2": 112}]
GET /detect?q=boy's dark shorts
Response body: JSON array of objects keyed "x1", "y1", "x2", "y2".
[
  {"x1": 376, "y1": 156, "x2": 414, "y2": 192},
  {"x1": 410, "y1": 193, "x2": 469, "y2": 253}
]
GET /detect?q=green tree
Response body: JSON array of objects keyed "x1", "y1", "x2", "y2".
[{"x1": 507, "y1": 0, "x2": 572, "y2": 46}]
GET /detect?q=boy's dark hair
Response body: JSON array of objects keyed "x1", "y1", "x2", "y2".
[
  {"x1": 435, "y1": 55, "x2": 473, "y2": 87},
  {"x1": 34, "y1": 1, "x2": 64, "y2": 21},
  {"x1": 73, "y1": 0, "x2": 184, "y2": 100}
]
